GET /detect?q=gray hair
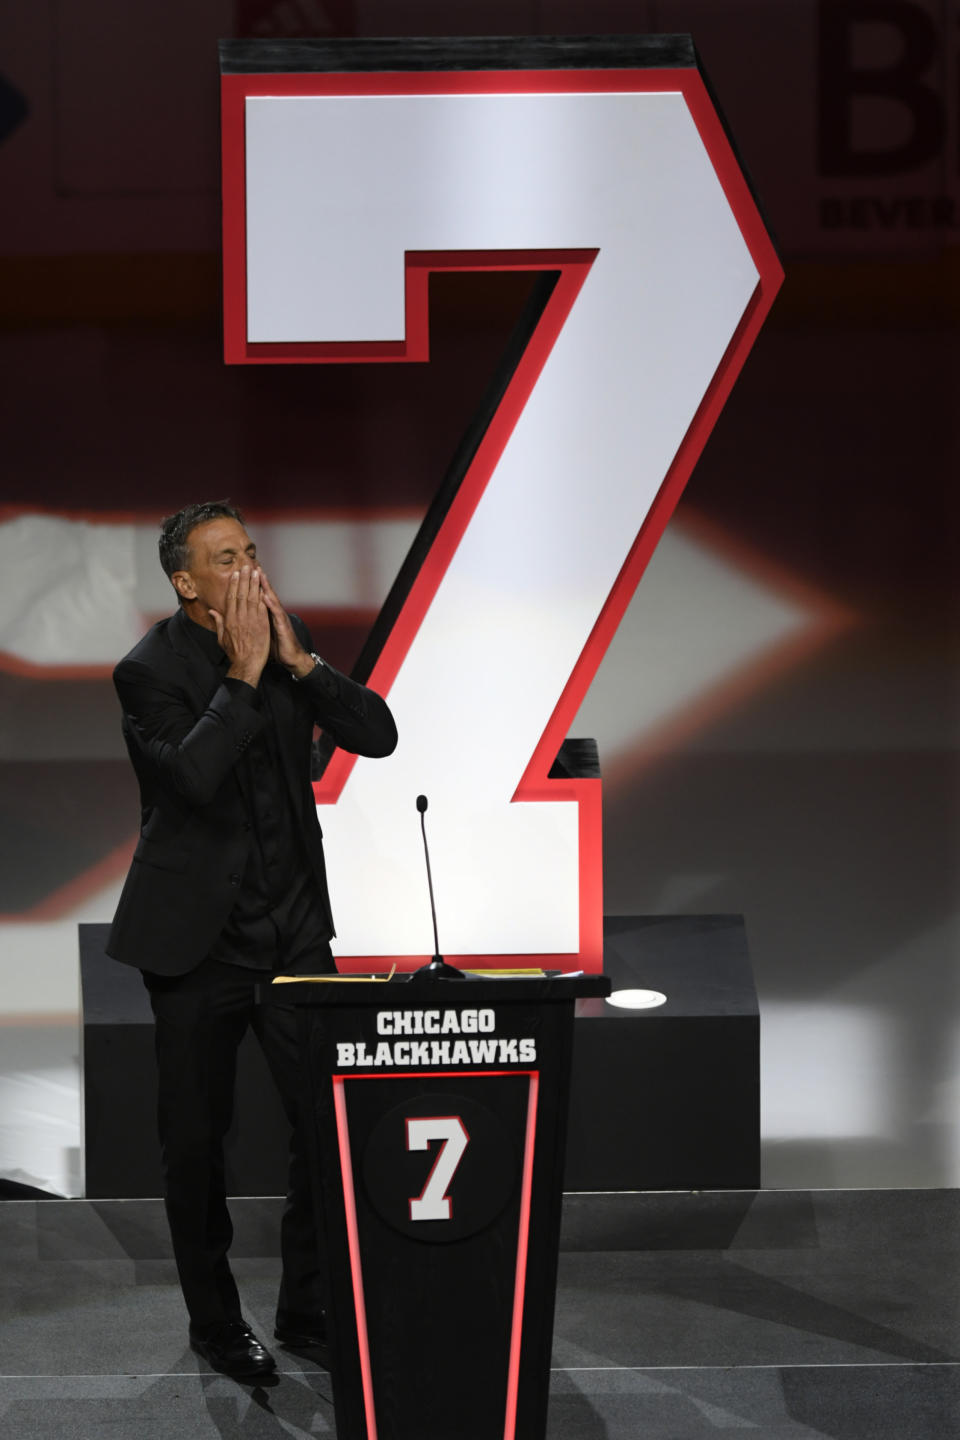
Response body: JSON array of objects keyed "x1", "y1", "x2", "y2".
[{"x1": 158, "y1": 500, "x2": 245, "y2": 580}]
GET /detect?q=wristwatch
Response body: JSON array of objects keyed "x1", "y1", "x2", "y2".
[{"x1": 290, "y1": 652, "x2": 324, "y2": 680}]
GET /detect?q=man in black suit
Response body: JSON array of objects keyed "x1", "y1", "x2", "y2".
[{"x1": 107, "y1": 500, "x2": 397, "y2": 1378}]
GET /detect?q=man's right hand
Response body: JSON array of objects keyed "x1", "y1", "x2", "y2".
[{"x1": 209, "y1": 566, "x2": 271, "y2": 688}]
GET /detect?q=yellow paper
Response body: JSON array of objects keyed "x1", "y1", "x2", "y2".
[{"x1": 272, "y1": 964, "x2": 397, "y2": 985}]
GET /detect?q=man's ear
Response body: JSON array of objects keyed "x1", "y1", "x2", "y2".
[{"x1": 171, "y1": 571, "x2": 196, "y2": 601}]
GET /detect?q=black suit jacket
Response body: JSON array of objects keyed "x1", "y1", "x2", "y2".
[{"x1": 107, "y1": 608, "x2": 397, "y2": 975}]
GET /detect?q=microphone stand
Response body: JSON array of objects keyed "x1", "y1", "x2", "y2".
[{"x1": 411, "y1": 795, "x2": 464, "y2": 981}]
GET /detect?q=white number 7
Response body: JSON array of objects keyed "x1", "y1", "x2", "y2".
[
  {"x1": 407, "y1": 1115, "x2": 469, "y2": 1222},
  {"x1": 224, "y1": 72, "x2": 781, "y2": 970}
]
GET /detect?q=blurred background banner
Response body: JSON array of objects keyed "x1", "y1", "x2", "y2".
[{"x1": 0, "y1": 0, "x2": 956, "y2": 1194}]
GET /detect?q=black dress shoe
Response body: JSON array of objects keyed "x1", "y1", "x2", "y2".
[
  {"x1": 190, "y1": 1320, "x2": 277, "y2": 1378},
  {"x1": 274, "y1": 1315, "x2": 328, "y2": 1350}
]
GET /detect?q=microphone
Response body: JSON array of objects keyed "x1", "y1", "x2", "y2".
[{"x1": 411, "y1": 794, "x2": 464, "y2": 981}]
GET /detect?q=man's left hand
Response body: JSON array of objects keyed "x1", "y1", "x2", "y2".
[{"x1": 260, "y1": 572, "x2": 316, "y2": 679}]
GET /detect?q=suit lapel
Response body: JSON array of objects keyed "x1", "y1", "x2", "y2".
[{"x1": 168, "y1": 608, "x2": 223, "y2": 713}]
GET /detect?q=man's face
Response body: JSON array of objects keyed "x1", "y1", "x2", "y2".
[{"x1": 172, "y1": 517, "x2": 258, "y2": 620}]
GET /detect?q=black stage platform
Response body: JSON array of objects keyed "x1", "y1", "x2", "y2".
[
  {"x1": 80, "y1": 913, "x2": 760, "y2": 1197},
  {"x1": 1, "y1": 1188, "x2": 957, "y2": 1438}
]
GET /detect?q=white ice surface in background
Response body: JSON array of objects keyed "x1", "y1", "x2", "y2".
[{"x1": 0, "y1": 877, "x2": 124, "y2": 1197}]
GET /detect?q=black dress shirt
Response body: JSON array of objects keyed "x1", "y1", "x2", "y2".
[{"x1": 185, "y1": 618, "x2": 333, "y2": 973}]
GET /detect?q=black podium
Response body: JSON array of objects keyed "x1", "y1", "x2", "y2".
[{"x1": 287, "y1": 973, "x2": 608, "y2": 1440}]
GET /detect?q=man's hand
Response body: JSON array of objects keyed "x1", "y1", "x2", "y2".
[
  {"x1": 209, "y1": 566, "x2": 272, "y2": 687},
  {"x1": 260, "y1": 571, "x2": 315, "y2": 678}
]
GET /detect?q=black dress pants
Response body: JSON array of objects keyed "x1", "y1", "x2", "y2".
[{"x1": 144, "y1": 948, "x2": 331, "y2": 1331}]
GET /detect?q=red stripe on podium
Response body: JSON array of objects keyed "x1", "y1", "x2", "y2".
[
  {"x1": 333, "y1": 1077, "x2": 379, "y2": 1440},
  {"x1": 504, "y1": 1071, "x2": 539, "y2": 1440}
]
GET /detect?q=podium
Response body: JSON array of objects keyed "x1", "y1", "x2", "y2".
[{"x1": 288, "y1": 972, "x2": 609, "y2": 1440}]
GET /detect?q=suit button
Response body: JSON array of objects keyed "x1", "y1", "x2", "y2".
[
  {"x1": 242, "y1": 821, "x2": 251, "y2": 831},
  {"x1": 229, "y1": 873, "x2": 241, "y2": 885}
]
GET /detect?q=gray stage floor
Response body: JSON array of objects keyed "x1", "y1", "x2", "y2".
[{"x1": 2, "y1": 1189, "x2": 957, "y2": 1438}]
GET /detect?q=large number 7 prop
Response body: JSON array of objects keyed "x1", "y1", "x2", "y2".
[{"x1": 220, "y1": 37, "x2": 782, "y2": 974}]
